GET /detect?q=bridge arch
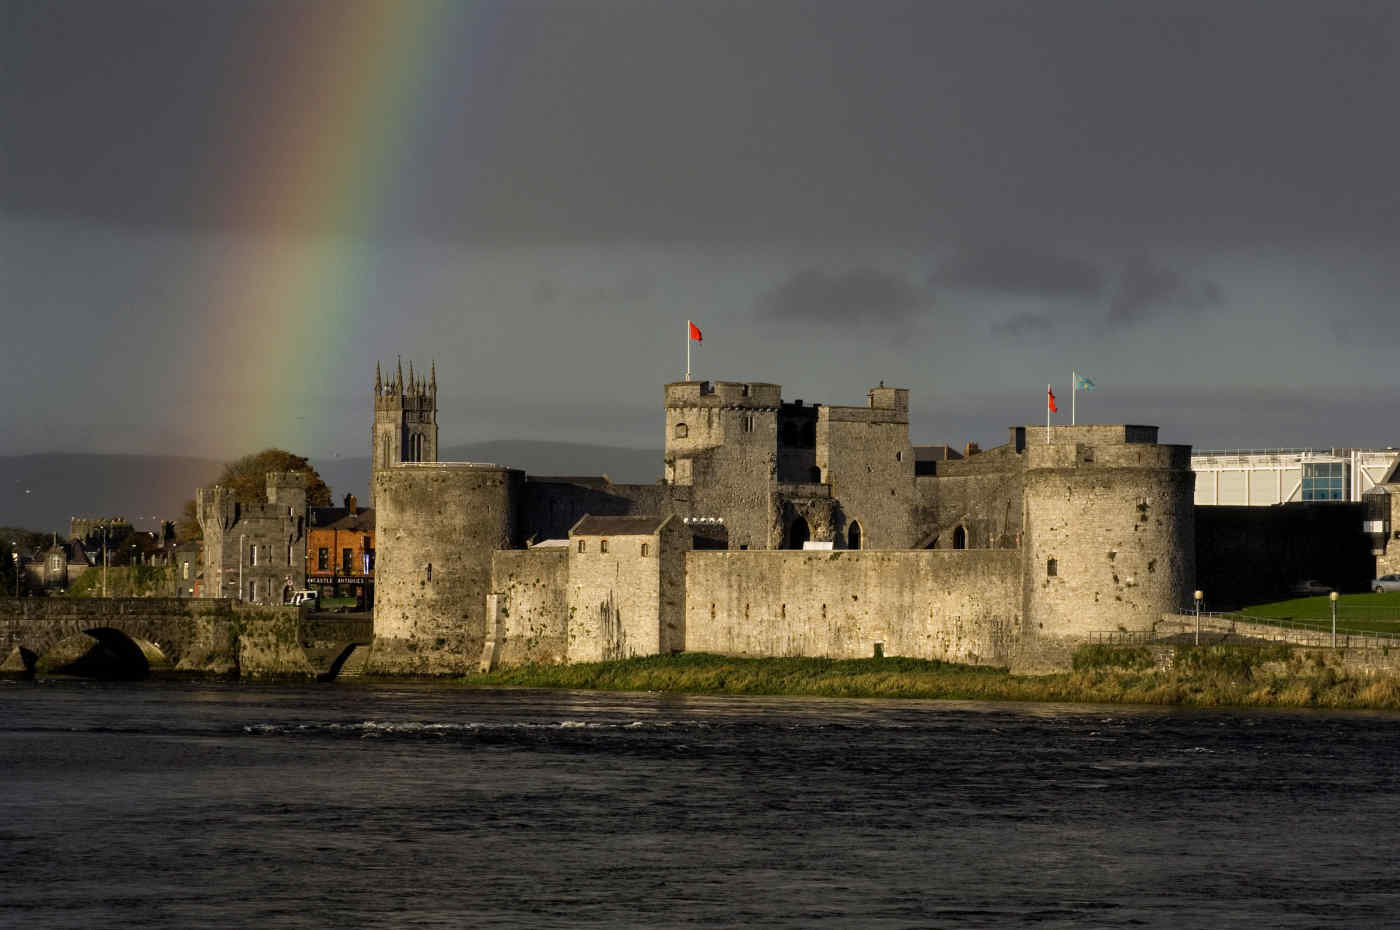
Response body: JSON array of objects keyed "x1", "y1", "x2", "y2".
[{"x1": 34, "y1": 627, "x2": 172, "y2": 679}]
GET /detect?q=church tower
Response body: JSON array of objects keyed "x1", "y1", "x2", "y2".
[{"x1": 371, "y1": 358, "x2": 439, "y2": 506}]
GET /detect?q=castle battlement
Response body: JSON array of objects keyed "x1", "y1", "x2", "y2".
[{"x1": 665, "y1": 381, "x2": 782, "y2": 408}]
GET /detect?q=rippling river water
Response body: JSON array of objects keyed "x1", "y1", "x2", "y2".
[{"x1": 3, "y1": 680, "x2": 1398, "y2": 928}]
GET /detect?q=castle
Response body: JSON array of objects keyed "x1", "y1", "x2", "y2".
[{"x1": 366, "y1": 364, "x2": 1196, "y2": 675}]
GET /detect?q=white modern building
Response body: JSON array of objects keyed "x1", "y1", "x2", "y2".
[{"x1": 1192, "y1": 448, "x2": 1400, "y2": 506}]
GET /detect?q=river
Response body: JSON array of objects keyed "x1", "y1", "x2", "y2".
[{"x1": 2, "y1": 679, "x2": 1397, "y2": 928}]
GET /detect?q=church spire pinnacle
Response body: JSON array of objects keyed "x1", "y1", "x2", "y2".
[
  {"x1": 396, "y1": 356, "x2": 404, "y2": 392},
  {"x1": 430, "y1": 360, "x2": 436, "y2": 392},
  {"x1": 375, "y1": 361, "x2": 382, "y2": 393}
]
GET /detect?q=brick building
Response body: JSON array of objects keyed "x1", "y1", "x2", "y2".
[{"x1": 307, "y1": 494, "x2": 376, "y2": 606}]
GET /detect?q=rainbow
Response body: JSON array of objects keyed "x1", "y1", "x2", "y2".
[{"x1": 192, "y1": 1, "x2": 490, "y2": 457}]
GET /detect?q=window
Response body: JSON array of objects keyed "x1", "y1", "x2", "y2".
[
  {"x1": 342, "y1": 548, "x2": 353, "y2": 574},
  {"x1": 182, "y1": 561, "x2": 189, "y2": 580},
  {"x1": 1302, "y1": 462, "x2": 1346, "y2": 501},
  {"x1": 578, "y1": 540, "x2": 586, "y2": 553},
  {"x1": 600, "y1": 539, "x2": 609, "y2": 554},
  {"x1": 248, "y1": 580, "x2": 256, "y2": 601},
  {"x1": 426, "y1": 563, "x2": 432, "y2": 582},
  {"x1": 953, "y1": 526, "x2": 967, "y2": 550},
  {"x1": 250, "y1": 544, "x2": 258, "y2": 566},
  {"x1": 743, "y1": 414, "x2": 755, "y2": 432},
  {"x1": 640, "y1": 543, "x2": 649, "y2": 557},
  {"x1": 318, "y1": 548, "x2": 329, "y2": 571},
  {"x1": 674, "y1": 422, "x2": 688, "y2": 439},
  {"x1": 1047, "y1": 558, "x2": 1058, "y2": 577},
  {"x1": 847, "y1": 521, "x2": 863, "y2": 550},
  {"x1": 287, "y1": 543, "x2": 293, "y2": 565}
]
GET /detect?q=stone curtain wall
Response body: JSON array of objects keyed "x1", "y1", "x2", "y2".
[
  {"x1": 490, "y1": 548, "x2": 569, "y2": 665},
  {"x1": 684, "y1": 549, "x2": 1022, "y2": 666}
]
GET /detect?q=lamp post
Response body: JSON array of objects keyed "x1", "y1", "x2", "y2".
[
  {"x1": 1330, "y1": 590, "x2": 1339, "y2": 648},
  {"x1": 10, "y1": 545, "x2": 17, "y2": 598},
  {"x1": 130, "y1": 544, "x2": 138, "y2": 596},
  {"x1": 1193, "y1": 590, "x2": 1204, "y2": 645},
  {"x1": 102, "y1": 525, "x2": 109, "y2": 598}
]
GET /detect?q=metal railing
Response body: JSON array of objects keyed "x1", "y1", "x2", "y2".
[
  {"x1": 1172, "y1": 610, "x2": 1400, "y2": 649},
  {"x1": 1088, "y1": 630, "x2": 1157, "y2": 645}
]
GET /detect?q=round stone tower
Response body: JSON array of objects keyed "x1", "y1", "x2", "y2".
[
  {"x1": 367, "y1": 462, "x2": 523, "y2": 675},
  {"x1": 1020, "y1": 425, "x2": 1195, "y2": 665}
]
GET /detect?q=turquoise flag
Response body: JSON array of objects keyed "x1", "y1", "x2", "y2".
[{"x1": 1074, "y1": 373, "x2": 1096, "y2": 391}]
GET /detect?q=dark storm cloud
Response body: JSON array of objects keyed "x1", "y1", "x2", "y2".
[
  {"x1": 990, "y1": 312, "x2": 1055, "y2": 343},
  {"x1": 934, "y1": 245, "x2": 1103, "y2": 298},
  {"x1": 531, "y1": 272, "x2": 656, "y2": 306},
  {"x1": 755, "y1": 268, "x2": 928, "y2": 332},
  {"x1": 6, "y1": 2, "x2": 1400, "y2": 247},
  {"x1": 1108, "y1": 255, "x2": 1224, "y2": 327}
]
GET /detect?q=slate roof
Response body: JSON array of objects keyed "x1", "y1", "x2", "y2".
[
  {"x1": 309, "y1": 507, "x2": 377, "y2": 532},
  {"x1": 570, "y1": 515, "x2": 668, "y2": 536},
  {"x1": 528, "y1": 476, "x2": 614, "y2": 489}
]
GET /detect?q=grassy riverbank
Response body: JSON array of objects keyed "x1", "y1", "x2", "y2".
[{"x1": 461, "y1": 646, "x2": 1400, "y2": 710}]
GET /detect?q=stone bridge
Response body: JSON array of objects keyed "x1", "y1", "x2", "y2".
[{"x1": 0, "y1": 598, "x2": 373, "y2": 680}]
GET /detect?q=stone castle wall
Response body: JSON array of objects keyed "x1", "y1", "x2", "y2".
[
  {"x1": 369, "y1": 463, "x2": 522, "y2": 675},
  {"x1": 684, "y1": 549, "x2": 1023, "y2": 665},
  {"x1": 817, "y1": 399, "x2": 916, "y2": 549},
  {"x1": 490, "y1": 548, "x2": 569, "y2": 665}
]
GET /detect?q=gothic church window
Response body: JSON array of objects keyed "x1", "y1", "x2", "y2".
[
  {"x1": 953, "y1": 526, "x2": 967, "y2": 550},
  {"x1": 847, "y1": 521, "x2": 863, "y2": 550}
]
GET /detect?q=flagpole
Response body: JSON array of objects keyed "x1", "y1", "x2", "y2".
[
  {"x1": 1047, "y1": 384, "x2": 1052, "y2": 443},
  {"x1": 686, "y1": 320, "x2": 691, "y2": 381},
  {"x1": 1071, "y1": 370, "x2": 1077, "y2": 426}
]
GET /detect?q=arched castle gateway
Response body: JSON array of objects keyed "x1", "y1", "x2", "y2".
[{"x1": 367, "y1": 369, "x2": 1195, "y2": 675}]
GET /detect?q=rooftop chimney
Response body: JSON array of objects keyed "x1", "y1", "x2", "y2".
[{"x1": 345, "y1": 493, "x2": 358, "y2": 515}]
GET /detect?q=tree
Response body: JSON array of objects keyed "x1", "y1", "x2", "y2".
[{"x1": 178, "y1": 449, "x2": 332, "y2": 541}]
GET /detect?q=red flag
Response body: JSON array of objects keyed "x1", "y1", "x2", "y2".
[
  {"x1": 1047, "y1": 388, "x2": 1058, "y2": 413},
  {"x1": 688, "y1": 321, "x2": 702, "y2": 343}
]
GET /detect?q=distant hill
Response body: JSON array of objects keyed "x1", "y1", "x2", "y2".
[
  {"x1": 0, "y1": 441, "x2": 661, "y2": 534},
  {"x1": 0, "y1": 453, "x2": 223, "y2": 534}
]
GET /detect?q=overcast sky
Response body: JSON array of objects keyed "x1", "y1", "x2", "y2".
[{"x1": 4, "y1": 0, "x2": 1400, "y2": 464}]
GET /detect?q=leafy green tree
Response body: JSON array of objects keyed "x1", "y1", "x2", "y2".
[{"x1": 178, "y1": 449, "x2": 332, "y2": 541}]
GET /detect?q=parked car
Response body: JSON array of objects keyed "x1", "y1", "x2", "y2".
[
  {"x1": 1372, "y1": 574, "x2": 1400, "y2": 593},
  {"x1": 288, "y1": 589, "x2": 319, "y2": 608},
  {"x1": 1290, "y1": 579, "x2": 1333, "y2": 596}
]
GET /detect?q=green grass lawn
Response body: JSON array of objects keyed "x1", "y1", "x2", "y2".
[
  {"x1": 1237, "y1": 591, "x2": 1400, "y2": 634},
  {"x1": 456, "y1": 648, "x2": 1400, "y2": 710}
]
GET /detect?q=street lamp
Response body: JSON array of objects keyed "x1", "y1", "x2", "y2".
[
  {"x1": 10, "y1": 544, "x2": 17, "y2": 598},
  {"x1": 130, "y1": 544, "x2": 138, "y2": 597},
  {"x1": 1194, "y1": 590, "x2": 1203, "y2": 645},
  {"x1": 1330, "y1": 590, "x2": 1339, "y2": 648}
]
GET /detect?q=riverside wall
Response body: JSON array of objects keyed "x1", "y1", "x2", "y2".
[{"x1": 683, "y1": 549, "x2": 1023, "y2": 666}]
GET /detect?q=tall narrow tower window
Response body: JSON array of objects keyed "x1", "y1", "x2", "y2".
[{"x1": 675, "y1": 423, "x2": 689, "y2": 439}]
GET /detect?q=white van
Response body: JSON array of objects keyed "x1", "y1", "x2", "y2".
[{"x1": 288, "y1": 590, "x2": 320, "y2": 608}]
